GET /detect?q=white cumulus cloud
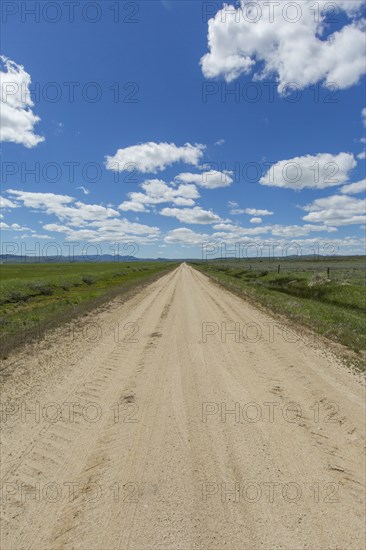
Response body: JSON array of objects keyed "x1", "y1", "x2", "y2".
[
  {"x1": 160, "y1": 206, "x2": 222, "y2": 224},
  {"x1": 5, "y1": 189, "x2": 161, "y2": 244},
  {"x1": 340, "y1": 179, "x2": 366, "y2": 195},
  {"x1": 0, "y1": 221, "x2": 30, "y2": 231},
  {"x1": 200, "y1": 1, "x2": 365, "y2": 91},
  {"x1": 231, "y1": 206, "x2": 274, "y2": 216},
  {"x1": 302, "y1": 194, "x2": 366, "y2": 225},
  {"x1": 119, "y1": 179, "x2": 200, "y2": 212},
  {"x1": 260, "y1": 152, "x2": 356, "y2": 190},
  {"x1": 175, "y1": 170, "x2": 233, "y2": 189},
  {"x1": 6, "y1": 190, "x2": 119, "y2": 226},
  {"x1": 105, "y1": 142, "x2": 205, "y2": 174},
  {"x1": 165, "y1": 228, "x2": 211, "y2": 246},
  {"x1": 0, "y1": 195, "x2": 19, "y2": 209},
  {"x1": 0, "y1": 56, "x2": 44, "y2": 147}
]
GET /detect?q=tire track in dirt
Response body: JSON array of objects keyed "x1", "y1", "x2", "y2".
[{"x1": 1, "y1": 263, "x2": 364, "y2": 549}]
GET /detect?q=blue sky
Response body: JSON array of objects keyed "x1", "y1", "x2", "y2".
[{"x1": 1, "y1": 0, "x2": 365, "y2": 259}]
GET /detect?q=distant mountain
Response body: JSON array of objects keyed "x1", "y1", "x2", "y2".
[
  {"x1": 0, "y1": 254, "x2": 179, "y2": 264},
  {"x1": 1, "y1": 254, "x2": 363, "y2": 264}
]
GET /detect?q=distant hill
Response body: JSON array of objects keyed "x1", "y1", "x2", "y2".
[
  {"x1": 0, "y1": 254, "x2": 179, "y2": 264},
  {"x1": 1, "y1": 254, "x2": 364, "y2": 264}
]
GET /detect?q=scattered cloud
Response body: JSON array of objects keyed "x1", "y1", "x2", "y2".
[
  {"x1": 0, "y1": 195, "x2": 19, "y2": 209},
  {"x1": 119, "y1": 200, "x2": 148, "y2": 213},
  {"x1": 6, "y1": 190, "x2": 121, "y2": 228},
  {"x1": 0, "y1": 56, "x2": 44, "y2": 147},
  {"x1": 165, "y1": 227, "x2": 211, "y2": 246},
  {"x1": 175, "y1": 170, "x2": 233, "y2": 189},
  {"x1": 302, "y1": 194, "x2": 366, "y2": 225},
  {"x1": 362, "y1": 107, "x2": 366, "y2": 127},
  {"x1": 340, "y1": 179, "x2": 365, "y2": 195},
  {"x1": 43, "y1": 219, "x2": 160, "y2": 244},
  {"x1": 212, "y1": 222, "x2": 244, "y2": 232},
  {"x1": 20, "y1": 233, "x2": 52, "y2": 240},
  {"x1": 260, "y1": 152, "x2": 356, "y2": 190},
  {"x1": 160, "y1": 206, "x2": 222, "y2": 224},
  {"x1": 201, "y1": 1, "x2": 366, "y2": 91},
  {"x1": 105, "y1": 142, "x2": 205, "y2": 174},
  {"x1": 212, "y1": 223, "x2": 336, "y2": 238},
  {"x1": 230, "y1": 206, "x2": 274, "y2": 216},
  {"x1": 119, "y1": 179, "x2": 200, "y2": 212},
  {"x1": 164, "y1": 223, "x2": 339, "y2": 249},
  {"x1": 269, "y1": 224, "x2": 337, "y2": 237},
  {"x1": 0, "y1": 221, "x2": 30, "y2": 231},
  {"x1": 76, "y1": 186, "x2": 90, "y2": 195},
  {"x1": 6, "y1": 190, "x2": 74, "y2": 209},
  {"x1": 250, "y1": 217, "x2": 263, "y2": 224},
  {"x1": 5, "y1": 189, "x2": 161, "y2": 244}
]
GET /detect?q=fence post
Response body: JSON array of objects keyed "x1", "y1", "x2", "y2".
[{"x1": 278, "y1": 264, "x2": 280, "y2": 274}]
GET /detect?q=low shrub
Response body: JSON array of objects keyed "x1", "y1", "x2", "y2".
[
  {"x1": 28, "y1": 282, "x2": 54, "y2": 296},
  {"x1": 7, "y1": 290, "x2": 30, "y2": 303},
  {"x1": 82, "y1": 276, "x2": 95, "y2": 285},
  {"x1": 60, "y1": 282, "x2": 71, "y2": 291}
]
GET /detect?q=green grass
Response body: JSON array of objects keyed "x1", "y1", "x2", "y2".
[
  {"x1": 190, "y1": 257, "x2": 366, "y2": 362},
  {"x1": 0, "y1": 261, "x2": 178, "y2": 355}
]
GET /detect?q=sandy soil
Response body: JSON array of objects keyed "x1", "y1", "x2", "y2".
[{"x1": 1, "y1": 263, "x2": 365, "y2": 549}]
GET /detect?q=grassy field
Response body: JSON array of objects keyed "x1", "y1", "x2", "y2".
[
  {"x1": 190, "y1": 256, "x2": 366, "y2": 363},
  {"x1": 0, "y1": 261, "x2": 178, "y2": 356}
]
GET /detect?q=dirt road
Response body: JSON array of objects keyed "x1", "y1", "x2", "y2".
[{"x1": 1, "y1": 263, "x2": 365, "y2": 549}]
